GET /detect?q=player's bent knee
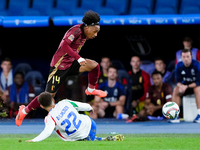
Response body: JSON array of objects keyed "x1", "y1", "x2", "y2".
[{"x1": 86, "y1": 59, "x2": 98, "y2": 69}]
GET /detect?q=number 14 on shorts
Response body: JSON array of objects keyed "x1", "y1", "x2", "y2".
[
  {"x1": 52, "y1": 76, "x2": 60, "y2": 84},
  {"x1": 51, "y1": 76, "x2": 60, "y2": 91}
]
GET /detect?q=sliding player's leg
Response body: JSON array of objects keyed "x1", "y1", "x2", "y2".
[
  {"x1": 95, "y1": 134, "x2": 124, "y2": 141},
  {"x1": 80, "y1": 59, "x2": 107, "y2": 97},
  {"x1": 104, "y1": 134, "x2": 124, "y2": 141},
  {"x1": 15, "y1": 92, "x2": 56, "y2": 126},
  {"x1": 85, "y1": 117, "x2": 124, "y2": 141},
  {"x1": 84, "y1": 118, "x2": 97, "y2": 141},
  {"x1": 15, "y1": 66, "x2": 65, "y2": 126}
]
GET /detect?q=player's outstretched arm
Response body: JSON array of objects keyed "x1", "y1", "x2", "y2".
[
  {"x1": 66, "y1": 99, "x2": 92, "y2": 112},
  {"x1": 26, "y1": 116, "x2": 55, "y2": 142}
]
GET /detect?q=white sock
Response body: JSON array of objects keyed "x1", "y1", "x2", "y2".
[
  {"x1": 87, "y1": 87, "x2": 95, "y2": 93},
  {"x1": 22, "y1": 108, "x2": 28, "y2": 115},
  {"x1": 197, "y1": 109, "x2": 200, "y2": 115}
]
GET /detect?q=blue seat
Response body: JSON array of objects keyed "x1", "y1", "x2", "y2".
[
  {"x1": 180, "y1": 0, "x2": 200, "y2": 7},
  {"x1": 111, "y1": 60, "x2": 126, "y2": 70},
  {"x1": 180, "y1": 6, "x2": 200, "y2": 14},
  {"x1": 81, "y1": 0, "x2": 103, "y2": 10},
  {"x1": 154, "y1": 0, "x2": 178, "y2": 14},
  {"x1": 129, "y1": 0, "x2": 154, "y2": 15},
  {"x1": 155, "y1": 0, "x2": 179, "y2": 8},
  {"x1": 25, "y1": 0, "x2": 65, "y2": 16},
  {"x1": 29, "y1": 0, "x2": 54, "y2": 16},
  {"x1": 23, "y1": 9, "x2": 41, "y2": 16},
  {"x1": 96, "y1": 7, "x2": 116, "y2": 15},
  {"x1": 140, "y1": 60, "x2": 155, "y2": 75},
  {"x1": 0, "y1": 0, "x2": 7, "y2": 10},
  {"x1": 0, "y1": 0, "x2": 7, "y2": 16},
  {"x1": 104, "y1": 0, "x2": 129, "y2": 15},
  {"x1": 155, "y1": 8, "x2": 176, "y2": 14},
  {"x1": 130, "y1": 7, "x2": 151, "y2": 14},
  {"x1": 47, "y1": 9, "x2": 66, "y2": 17},
  {"x1": 0, "y1": 10, "x2": 7, "y2": 16},
  {"x1": 25, "y1": 71, "x2": 45, "y2": 96},
  {"x1": 117, "y1": 69, "x2": 131, "y2": 88},
  {"x1": 7, "y1": 0, "x2": 30, "y2": 16},
  {"x1": 71, "y1": 0, "x2": 103, "y2": 16},
  {"x1": 71, "y1": 8, "x2": 90, "y2": 16},
  {"x1": 14, "y1": 63, "x2": 32, "y2": 76},
  {"x1": 179, "y1": 0, "x2": 200, "y2": 14},
  {"x1": 56, "y1": 0, "x2": 79, "y2": 15}
]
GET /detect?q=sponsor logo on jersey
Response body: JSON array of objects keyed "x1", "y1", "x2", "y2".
[{"x1": 181, "y1": 70, "x2": 186, "y2": 75}]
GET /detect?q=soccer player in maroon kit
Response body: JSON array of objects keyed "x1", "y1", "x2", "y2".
[{"x1": 15, "y1": 10, "x2": 107, "y2": 126}]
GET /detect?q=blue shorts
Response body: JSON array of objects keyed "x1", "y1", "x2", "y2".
[{"x1": 85, "y1": 118, "x2": 97, "y2": 141}]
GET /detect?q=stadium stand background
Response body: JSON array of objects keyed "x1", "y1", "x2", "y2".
[
  {"x1": 0, "y1": 0, "x2": 200, "y2": 16},
  {"x1": 0, "y1": 0, "x2": 199, "y2": 72},
  {"x1": 0, "y1": 0, "x2": 200, "y2": 102}
]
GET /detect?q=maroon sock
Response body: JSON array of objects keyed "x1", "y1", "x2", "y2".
[
  {"x1": 88, "y1": 64, "x2": 100, "y2": 89},
  {"x1": 24, "y1": 95, "x2": 40, "y2": 113}
]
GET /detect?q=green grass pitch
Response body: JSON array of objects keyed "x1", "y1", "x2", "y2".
[{"x1": 0, "y1": 134, "x2": 200, "y2": 150}]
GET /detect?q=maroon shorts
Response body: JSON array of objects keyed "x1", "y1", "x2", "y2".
[{"x1": 45, "y1": 60, "x2": 80, "y2": 93}]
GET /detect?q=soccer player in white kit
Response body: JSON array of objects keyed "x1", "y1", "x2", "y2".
[{"x1": 26, "y1": 92, "x2": 124, "y2": 142}]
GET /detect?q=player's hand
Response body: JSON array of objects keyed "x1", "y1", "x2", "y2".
[
  {"x1": 78, "y1": 57, "x2": 87, "y2": 66},
  {"x1": 89, "y1": 108, "x2": 94, "y2": 116},
  {"x1": 79, "y1": 61, "x2": 87, "y2": 66},
  {"x1": 26, "y1": 140, "x2": 33, "y2": 142}
]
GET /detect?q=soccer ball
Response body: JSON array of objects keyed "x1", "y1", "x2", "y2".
[{"x1": 162, "y1": 102, "x2": 180, "y2": 119}]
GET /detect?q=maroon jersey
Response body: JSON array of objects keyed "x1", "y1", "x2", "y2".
[
  {"x1": 50, "y1": 24, "x2": 86, "y2": 70},
  {"x1": 146, "y1": 83, "x2": 172, "y2": 106}
]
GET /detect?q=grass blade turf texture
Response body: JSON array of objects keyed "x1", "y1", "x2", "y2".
[{"x1": 0, "y1": 134, "x2": 200, "y2": 150}]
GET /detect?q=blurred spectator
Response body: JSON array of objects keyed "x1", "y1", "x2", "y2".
[
  {"x1": 175, "y1": 36, "x2": 200, "y2": 65},
  {"x1": 6, "y1": 71, "x2": 35, "y2": 118},
  {"x1": 127, "y1": 71, "x2": 172, "y2": 122},
  {"x1": 150, "y1": 57, "x2": 171, "y2": 84},
  {"x1": 171, "y1": 49, "x2": 200, "y2": 123},
  {"x1": 142, "y1": 71, "x2": 172, "y2": 117},
  {"x1": 97, "y1": 56, "x2": 111, "y2": 87},
  {"x1": 0, "y1": 57, "x2": 14, "y2": 101},
  {"x1": 90, "y1": 66, "x2": 126, "y2": 119},
  {"x1": 128, "y1": 56, "x2": 151, "y2": 115}
]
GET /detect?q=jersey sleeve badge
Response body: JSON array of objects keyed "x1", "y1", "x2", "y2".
[{"x1": 68, "y1": 34, "x2": 75, "y2": 41}]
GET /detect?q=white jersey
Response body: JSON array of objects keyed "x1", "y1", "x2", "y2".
[{"x1": 32, "y1": 99, "x2": 92, "y2": 142}]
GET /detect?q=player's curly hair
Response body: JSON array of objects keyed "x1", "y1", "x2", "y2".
[
  {"x1": 82, "y1": 10, "x2": 100, "y2": 26},
  {"x1": 38, "y1": 92, "x2": 53, "y2": 108}
]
